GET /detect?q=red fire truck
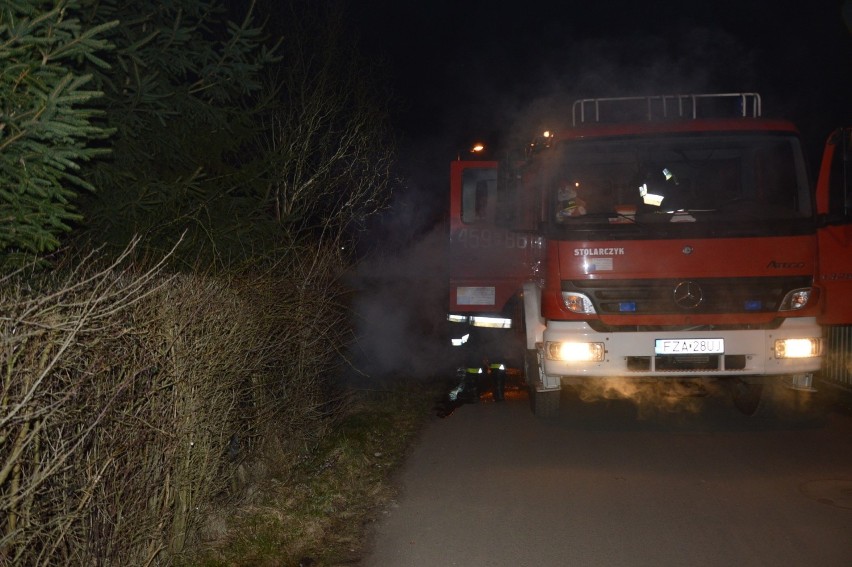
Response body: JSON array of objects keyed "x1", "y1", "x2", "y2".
[{"x1": 447, "y1": 93, "x2": 851, "y2": 417}]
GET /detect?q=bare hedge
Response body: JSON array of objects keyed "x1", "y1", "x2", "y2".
[{"x1": 0, "y1": 243, "x2": 351, "y2": 566}]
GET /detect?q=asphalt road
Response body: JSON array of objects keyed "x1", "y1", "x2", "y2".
[{"x1": 363, "y1": 384, "x2": 852, "y2": 567}]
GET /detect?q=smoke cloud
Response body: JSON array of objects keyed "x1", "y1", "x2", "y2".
[
  {"x1": 345, "y1": 186, "x2": 458, "y2": 388},
  {"x1": 574, "y1": 377, "x2": 727, "y2": 418}
]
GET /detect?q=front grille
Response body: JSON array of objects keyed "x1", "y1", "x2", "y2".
[
  {"x1": 625, "y1": 354, "x2": 749, "y2": 372},
  {"x1": 656, "y1": 354, "x2": 719, "y2": 371},
  {"x1": 565, "y1": 276, "x2": 811, "y2": 315},
  {"x1": 626, "y1": 356, "x2": 651, "y2": 371}
]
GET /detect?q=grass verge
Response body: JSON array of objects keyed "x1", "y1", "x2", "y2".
[{"x1": 183, "y1": 380, "x2": 441, "y2": 567}]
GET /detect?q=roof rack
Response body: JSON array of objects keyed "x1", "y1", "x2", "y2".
[{"x1": 572, "y1": 93, "x2": 762, "y2": 126}]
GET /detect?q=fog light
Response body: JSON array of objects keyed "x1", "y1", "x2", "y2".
[
  {"x1": 545, "y1": 341, "x2": 605, "y2": 362},
  {"x1": 562, "y1": 292, "x2": 596, "y2": 314},
  {"x1": 774, "y1": 338, "x2": 821, "y2": 358}
]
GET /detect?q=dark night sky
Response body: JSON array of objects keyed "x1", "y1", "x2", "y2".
[{"x1": 354, "y1": 1, "x2": 850, "y2": 158}]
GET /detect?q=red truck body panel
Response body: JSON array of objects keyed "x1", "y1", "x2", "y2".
[
  {"x1": 815, "y1": 128, "x2": 852, "y2": 325},
  {"x1": 448, "y1": 160, "x2": 532, "y2": 314}
]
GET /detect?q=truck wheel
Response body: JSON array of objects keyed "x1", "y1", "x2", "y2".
[
  {"x1": 731, "y1": 378, "x2": 826, "y2": 425},
  {"x1": 731, "y1": 379, "x2": 770, "y2": 417}
]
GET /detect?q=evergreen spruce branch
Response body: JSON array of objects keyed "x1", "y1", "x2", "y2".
[
  {"x1": 1, "y1": 0, "x2": 115, "y2": 259},
  {"x1": 2, "y1": 75, "x2": 103, "y2": 153},
  {"x1": 43, "y1": 20, "x2": 117, "y2": 65}
]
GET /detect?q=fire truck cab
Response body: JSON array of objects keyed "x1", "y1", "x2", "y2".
[{"x1": 448, "y1": 93, "x2": 851, "y2": 417}]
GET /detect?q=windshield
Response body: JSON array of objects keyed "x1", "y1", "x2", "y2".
[{"x1": 546, "y1": 133, "x2": 811, "y2": 231}]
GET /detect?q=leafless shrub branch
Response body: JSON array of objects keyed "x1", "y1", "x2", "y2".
[{"x1": 1, "y1": 236, "x2": 353, "y2": 565}]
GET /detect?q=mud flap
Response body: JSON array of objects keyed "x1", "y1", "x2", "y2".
[
  {"x1": 530, "y1": 388, "x2": 560, "y2": 418},
  {"x1": 525, "y1": 347, "x2": 560, "y2": 417}
]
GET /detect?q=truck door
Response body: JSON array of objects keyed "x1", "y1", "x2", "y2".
[
  {"x1": 448, "y1": 160, "x2": 530, "y2": 315},
  {"x1": 816, "y1": 127, "x2": 852, "y2": 325}
]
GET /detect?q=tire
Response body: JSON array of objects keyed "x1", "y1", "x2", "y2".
[
  {"x1": 731, "y1": 379, "x2": 770, "y2": 417},
  {"x1": 731, "y1": 378, "x2": 827, "y2": 425}
]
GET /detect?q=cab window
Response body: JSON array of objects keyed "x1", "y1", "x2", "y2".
[{"x1": 461, "y1": 168, "x2": 498, "y2": 223}]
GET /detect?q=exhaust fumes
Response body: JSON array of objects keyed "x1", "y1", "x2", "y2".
[
  {"x1": 346, "y1": 173, "x2": 459, "y2": 388},
  {"x1": 574, "y1": 377, "x2": 726, "y2": 418}
]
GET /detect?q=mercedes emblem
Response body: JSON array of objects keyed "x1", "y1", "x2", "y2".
[{"x1": 673, "y1": 281, "x2": 703, "y2": 309}]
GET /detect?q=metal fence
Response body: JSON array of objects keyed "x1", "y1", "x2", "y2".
[{"x1": 823, "y1": 325, "x2": 852, "y2": 389}]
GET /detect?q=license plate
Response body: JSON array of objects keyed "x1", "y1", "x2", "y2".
[{"x1": 655, "y1": 338, "x2": 725, "y2": 355}]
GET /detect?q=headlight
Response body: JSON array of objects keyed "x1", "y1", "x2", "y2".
[
  {"x1": 779, "y1": 288, "x2": 812, "y2": 311},
  {"x1": 545, "y1": 341, "x2": 605, "y2": 362},
  {"x1": 562, "y1": 292, "x2": 596, "y2": 314},
  {"x1": 774, "y1": 338, "x2": 821, "y2": 358}
]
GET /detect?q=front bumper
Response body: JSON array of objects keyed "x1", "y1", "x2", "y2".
[{"x1": 539, "y1": 317, "x2": 822, "y2": 389}]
